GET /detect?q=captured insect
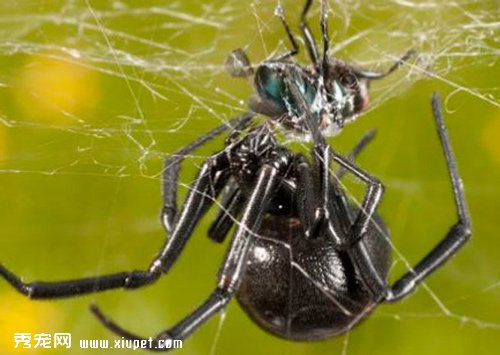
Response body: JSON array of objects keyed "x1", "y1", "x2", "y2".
[{"x1": 1, "y1": 0, "x2": 471, "y2": 350}]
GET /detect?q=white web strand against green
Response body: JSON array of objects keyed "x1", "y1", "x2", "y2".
[
  {"x1": 0, "y1": 0, "x2": 498, "y2": 354},
  {"x1": 0, "y1": 1, "x2": 497, "y2": 175}
]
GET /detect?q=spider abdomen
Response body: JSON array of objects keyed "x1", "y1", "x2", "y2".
[{"x1": 236, "y1": 214, "x2": 391, "y2": 341}]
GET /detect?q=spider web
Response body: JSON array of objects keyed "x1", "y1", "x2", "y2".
[{"x1": 0, "y1": 0, "x2": 498, "y2": 354}]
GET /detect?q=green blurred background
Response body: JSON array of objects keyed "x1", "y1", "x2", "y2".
[{"x1": 0, "y1": 0, "x2": 498, "y2": 354}]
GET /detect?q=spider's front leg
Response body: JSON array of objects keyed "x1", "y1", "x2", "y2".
[
  {"x1": 329, "y1": 149, "x2": 385, "y2": 246},
  {"x1": 315, "y1": 143, "x2": 388, "y2": 299},
  {"x1": 161, "y1": 113, "x2": 254, "y2": 233},
  {"x1": 301, "y1": 137, "x2": 383, "y2": 247},
  {"x1": 323, "y1": 94, "x2": 472, "y2": 302},
  {"x1": 385, "y1": 94, "x2": 471, "y2": 302},
  {"x1": 293, "y1": 128, "x2": 377, "y2": 242},
  {"x1": 206, "y1": 129, "x2": 377, "y2": 245},
  {"x1": 0, "y1": 114, "x2": 254, "y2": 299},
  {"x1": 0, "y1": 113, "x2": 256, "y2": 299},
  {"x1": 0, "y1": 150, "x2": 231, "y2": 299},
  {"x1": 91, "y1": 161, "x2": 284, "y2": 350}
]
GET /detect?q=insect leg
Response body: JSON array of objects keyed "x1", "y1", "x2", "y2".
[
  {"x1": 336, "y1": 128, "x2": 377, "y2": 180},
  {"x1": 319, "y1": 0, "x2": 331, "y2": 79},
  {"x1": 354, "y1": 49, "x2": 416, "y2": 80},
  {"x1": 274, "y1": 4, "x2": 300, "y2": 61},
  {"x1": 300, "y1": 0, "x2": 319, "y2": 65}
]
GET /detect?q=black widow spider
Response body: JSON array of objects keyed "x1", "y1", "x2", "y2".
[{"x1": 1, "y1": 0, "x2": 471, "y2": 349}]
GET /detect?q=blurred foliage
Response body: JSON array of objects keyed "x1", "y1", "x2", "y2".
[{"x1": 0, "y1": 0, "x2": 498, "y2": 354}]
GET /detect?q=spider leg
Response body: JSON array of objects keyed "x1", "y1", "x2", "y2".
[
  {"x1": 324, "y1": 129, "x2": 378, "y2": 235},
  {"x1": 162, "y1": 113, "x2": 253, "y2": 233},
  {"x1": 91, "y1": 290, "x2": 229, "y2": 352},
  {"x1": 385, "y1": 93, "x2": 471, "y2": 302},
  {"x1": 295, "y1": 155, "x2": 319, "y2": 238},
  {"x1": 304, "y1": 144, "x2": 369, "y2": 248},
  {"x1": 0, "y1": 267, "x2": 158, "y2": 299},
  {"x1": 294, "y1": 152, "x2": 349, "y2": 243},
  {"x1": 0, "y1": 149, "x2": 233, "y2": 298},
  {"x1": 295, "y1": 130, "x2": 375, "y2": 242},
  {"x1": 324, "y1": 147, "x2": 388, "y2": 298},
  {"x1": 294, "y1": 140, "x2": 387, "y2": 296},
  {"x1": 329, "y1": 148, "x2": 384, "y2": 248},
  {"x1": 208, "y1": 179, "x2": 244, "y2": 243},
  {"x1": 149, "y1": 151, "x2": 232, "y2": 274},
  {"x1": 333, "y1": 94, "x2": 471, "y2": 301},
  {"x1": 91, "y1": 164, "x2": 282, "y2": 351}
]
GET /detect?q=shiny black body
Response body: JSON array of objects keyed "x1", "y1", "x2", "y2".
[
  {"x1": 0, "y1": 0, "x2": 471, "y2": 351},
  {"x1": 216, "y1": 123, "x2": 392, "y2": 340},
  {"x1": 238, "y1": 214, "x2": 391, "y2": 340}
]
